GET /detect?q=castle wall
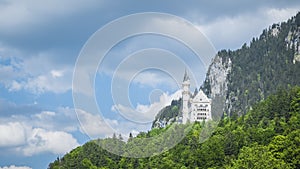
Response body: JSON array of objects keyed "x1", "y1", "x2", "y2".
[{"x1": 181, "y1": 72, "x2": 212, "y2": 124}]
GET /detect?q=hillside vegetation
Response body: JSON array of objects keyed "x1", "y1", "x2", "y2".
[
  {"x1": 154, "y1": 12, "x2": 300, "y2": 125},
  {"x1": 49, "y1": 86, "x2": 300, "y2": 169},
  {"x1": 49, "y1": 12, "x2": 300, "y2": 169},
  {"x1": 203, "y1": 12, "x2": 300, "y2": 116}
]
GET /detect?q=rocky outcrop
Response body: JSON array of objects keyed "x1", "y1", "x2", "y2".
[
  {"x1": 201, "y1": 55, "x2": 231, "y2": 119},
  {"x1": 207, "y1": 55, "x2": 232, "y2": 98}
]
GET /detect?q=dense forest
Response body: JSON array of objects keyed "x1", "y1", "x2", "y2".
[
  {"x1": 152, "y1": 98, "x2": 182, "y2": 128},
  {"x1": 154, "y1": 12, "x2": 300, "y2": 125},
  {"x1": 203, "y1": 12, "x2": 300, "y2": 116},
  {"x1": 49, "y1": 12, "x2": 300, "y2": 169},
  {"x1": 49, "y1": 86, "x2": 300, "y2": 168}
]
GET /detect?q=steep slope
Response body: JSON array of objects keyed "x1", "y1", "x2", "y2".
[
  {"x1": 48, "y1": 86, "x2": 300, "y2": 169},
  {"x1": 48, "y1": 12, "x2": 300, "y2": 169},
  {"x1": 203, "y1": 12, "x2": 300, "y2": 116},
  {"x1": 152, "y1": 98, "x2": 182, "y2": 128},
  {"x1": 154, "y1": 12, "x2": 300, "y2": 123}
]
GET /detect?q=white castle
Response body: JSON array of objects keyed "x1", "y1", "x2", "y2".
[{"x1": 180, "y1": 70, "x2": 212, "y2": 124}]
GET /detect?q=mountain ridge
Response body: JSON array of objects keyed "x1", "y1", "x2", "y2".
[
  {"x1": 153, "y1": 11, "x2": 300, "y2": 126},
  {"x1": 48, "y1": 86, "x2": 300, "y2": 168},
  {"x1": 49, "y1": 12, "x2": 300, "y2": 169},
  {"x1": 204, "y1": 11, "x2": 300, "y2": 116}
]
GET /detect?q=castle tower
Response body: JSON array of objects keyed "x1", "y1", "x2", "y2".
[{"x1": 182, "y1": 70, "x2": 190, "y2": 124}]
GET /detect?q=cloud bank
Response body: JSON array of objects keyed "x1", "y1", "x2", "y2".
[{"x1": 0, "y1": 165, "x2": 32, "y2": 169}]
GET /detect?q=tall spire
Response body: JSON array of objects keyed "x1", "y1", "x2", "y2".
[{"x1": 183, "y1": 69, "x2": 190, "y2": 82}]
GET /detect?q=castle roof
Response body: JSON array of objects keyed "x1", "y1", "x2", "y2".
[
  {"x1": 183, "y1": 69, "x2": 190, "y2": 82},
  {"x1": 192, "y1": 89, "x2": 210, "y2": 103}
]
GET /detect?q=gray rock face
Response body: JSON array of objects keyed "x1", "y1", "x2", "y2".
[
  {"x1": 285, "y1": 26, "x2": 300, "y2": 64},
  {"x1": 207, "y1": 55, "x2": 232, "y2": 98},
  {"x1": 204, "y1": 55, "x2": 232, "y2": 118}
]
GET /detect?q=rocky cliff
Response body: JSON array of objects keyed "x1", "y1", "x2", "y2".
[{"x1": 203, "y1": 12, "x2": 300, "y2": 117}]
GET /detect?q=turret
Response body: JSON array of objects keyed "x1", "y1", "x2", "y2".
[{"x1": 182, "y1": 70, "x2": 190, "y2": 124}]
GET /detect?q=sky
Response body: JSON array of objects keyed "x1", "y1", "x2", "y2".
[{"x1": 0, "y1": 0, "x2": 299, "y2": 168}]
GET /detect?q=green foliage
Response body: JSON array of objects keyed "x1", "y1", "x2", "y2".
[
  {"x1": 227, "y1": 143, "x2": 291, "y2": 169},
  {"x1": 203, "y1": 12, "x2": 300, "y2": 116},
  {"x1": 152, "y1": 98, "x2": 182, "y2": 128},
  {"x1": 48, "y1": 13, "x2": 300, "y2": 169},
  {"x1": 49, "y1": 87, "x2": 300, "y2": 169}
]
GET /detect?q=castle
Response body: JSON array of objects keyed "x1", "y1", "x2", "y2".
[
  {"x1": 153, "y1": 71, "x2": 212, "y2": 128},
  {"x1": 180, "y1": 70, "x2": 212, "y2": 124}
]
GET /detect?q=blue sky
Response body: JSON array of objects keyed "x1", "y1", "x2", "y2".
[{"x1": 0, "y1": 0, "x2": 300, "y2": 168}]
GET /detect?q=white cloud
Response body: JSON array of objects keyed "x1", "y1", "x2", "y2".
[
  {"x1": 132, "y1": 71, "x2": 177, "y2": 88},
  {"x1": 0, "y1": 55, "x2": 23, "y2": 88},
  {"x1": 51, "y1": 70, "x2": 63, "y2": 78},
  {"x1": 23, "y1": 70, "x2": 72, "y2": 94},
  {"x1": 20, "y1": 128, "x2": 79, "y2": 156},
  {"x1": 0, "y1": 53, "x2": 73, "y2": 94},
  {"x1": 74, "y1": 108, "x2": 154, "y2": 139},
  {"x1": 19, "y1": 107, "x2": 150, "y2": 140},
  {"x1": 28, "y1": 107, "x2": 78, "y2": 132},
  {"x1": 8, "y1": 80, "x2": 22, "y2": 91},
  {"x1": 111, "y1": 90, "x2": 182, "y2": 123},
  {"x1": 0, "y1": 165, "x2": 32, "y2": 169},
  {"x1": 0, "y1": 0, "x2": 101, "y2": 33},
  {"x1": 0, "y1": 43, "x2": 75, "y2": 94},
  {"x1": 266, "y1": 8, "x2": 300, "y2": 23},
  {"x1": 0, "y1": 121, "x2": 79, "y2": 156},
  {"x1": 197, "y1": 7, "x2": 300, "y2": 50},
  {"x1": 34, "y1": 111, "x2": 56, "y2": 119},
  {"x1": 0, "y1": 107, "x2": 81, "y2": 156},
  {"x1": 0, "y1": 122, "x2": 26, "y2": 147},
  {"x1": 1, "y1": 106, "x2": 78, "y2": 134},
  {"x1": 76, "y1": 109, "x2": 115, "y2": 138}
]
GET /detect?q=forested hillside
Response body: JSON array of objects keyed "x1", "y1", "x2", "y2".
[
  {"x1": 152, "y1": 98, "x2": 182, "y2": 128},
  {"x1": 49, "y1": 86, "x2": 300, "y2": 169},
  {"x1": 153, "y1": 12, "x2": 300, "y2": 125},
  {"x1": 203, "y1": 12, "x2": 300, "y2": 116},
  {"x1": 49, "y1": 12, "x2": 300, "y2": 169}
]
